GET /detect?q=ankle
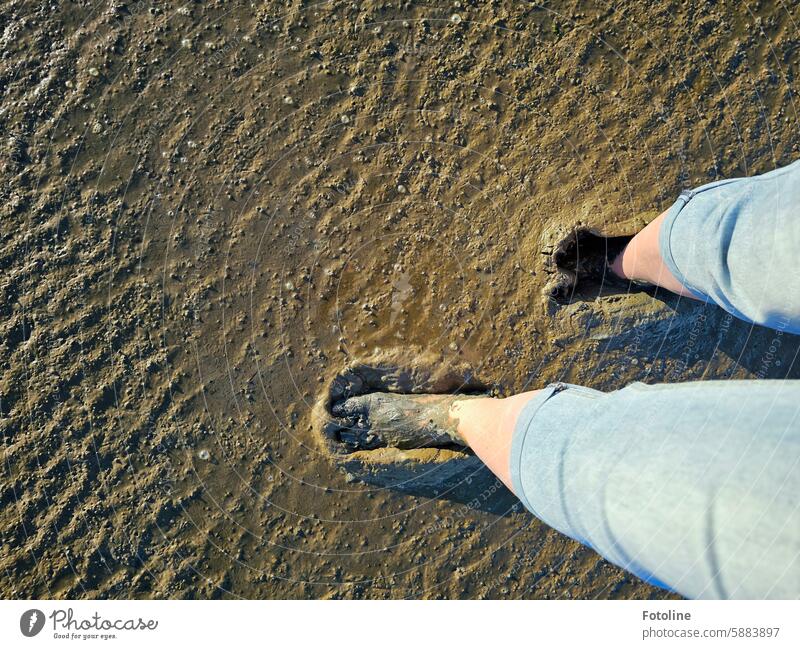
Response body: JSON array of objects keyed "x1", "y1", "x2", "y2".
[{"x1": 609, "y1": 246, "x2": 629, "y2": 280}]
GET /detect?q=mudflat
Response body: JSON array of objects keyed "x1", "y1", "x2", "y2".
[{"x1": 1, "y1": 0, "x2": 799, "y2": 599}]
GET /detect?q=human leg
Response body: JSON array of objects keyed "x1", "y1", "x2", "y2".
[
  {"x1": 336, "y1": 379, "x2": 800, "y2": 598},
  {"x1": 612, "y1": 159, "x2": 800, "y2": 333},
  {"x1": 609, "y1": 208, "x2": 698, "y2": 299}
]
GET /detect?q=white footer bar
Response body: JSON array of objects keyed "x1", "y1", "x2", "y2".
[{"x1": 1, "y1": 600, "x2": 797, "y2": 648}]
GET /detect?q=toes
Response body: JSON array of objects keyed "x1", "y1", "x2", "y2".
[
  {"x1": 330, "y1": 394, "x2": 385, "y2": 449},
  {"x1": 331, "y1": 394, "x2": 374, "y2": 418},
  {"x1": 544, "y1": 269, "x2": 576, "y2": 299}
]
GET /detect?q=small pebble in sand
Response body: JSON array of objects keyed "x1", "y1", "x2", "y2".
[
  {"x1": 451, "y1": 14, "x2": 462, "y2": 24},
  {"x1": 283, "y1": 95, "x2": 294, "y2": 105},
  {"x1": 88, "y1": 67, "x2": 100, "y2": 77},
  {"x1": 340, "y1": 114, "x2": 350, "y2": 124},
  {"x1": 181, "y1": 38, "x2": 192, "y2": 48},
  {"x1": 197, "y1": 449, "x2": 210, "y2": 461},
  {"x1": 397, "y1": 184, "x2": 407, "y2": 194}
]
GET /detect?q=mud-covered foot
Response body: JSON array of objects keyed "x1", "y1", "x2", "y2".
[
  {"x1": 331, "y1": 392, "x2": 483, "y2": 450},
  {"x1": 546, "y1": 230, "x2": 634, "y2": 300}
]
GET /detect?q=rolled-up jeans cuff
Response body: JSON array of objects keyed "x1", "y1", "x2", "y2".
[
  {"x1": 510, "y1": 382, "x2": 592, "y2": 520},
  {"x1": 658, "y1": 194, "x2": 713, "y2": 302}
]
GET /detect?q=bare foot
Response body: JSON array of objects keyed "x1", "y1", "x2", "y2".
[
  {"x1": 546, "y1": 230, "x2": 633, "y2": 299},
  {"x1": 331, "y1": 392, "x2": 483, "y2": 450}
]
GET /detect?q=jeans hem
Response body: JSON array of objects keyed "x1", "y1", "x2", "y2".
[
  {"x1": 509, "y1": 382, "x2": 572, "y2": 516},
  {"x1": 659, "y1": 195, "x2": 713, "y2": 302}
]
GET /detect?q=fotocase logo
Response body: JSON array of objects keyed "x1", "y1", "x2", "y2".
[{"x1": 20, "y1": 609, "x2": 45, "y2": 637}]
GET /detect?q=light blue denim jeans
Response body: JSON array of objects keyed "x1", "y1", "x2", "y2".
[
  {"x1": 511, "y1": 160, "x2": 800, "y2": 599},
  {"x1": 661, "y1": 158, "x2": 800, "y2": 333}
]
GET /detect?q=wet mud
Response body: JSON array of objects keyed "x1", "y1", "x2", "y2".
[{"x1": 2, "y1": 0, "x2": 799, "y2": 599}]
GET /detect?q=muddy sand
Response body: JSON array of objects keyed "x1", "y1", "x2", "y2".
[{"x1": 1, "y1": 0, "x2": 799, "y2": 599}]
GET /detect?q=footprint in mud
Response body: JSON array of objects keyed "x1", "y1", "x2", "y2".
[{"x1": 543, "y1": 228, "x2": 638, "y2": 302}]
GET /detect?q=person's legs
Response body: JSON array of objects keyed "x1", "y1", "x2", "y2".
[{"x1": 333, "y1": 160, "x2": 800, "y2": 598}]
